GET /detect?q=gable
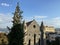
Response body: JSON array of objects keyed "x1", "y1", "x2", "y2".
[{"x1": 27, "y1": 20, "x2": 40, "y2": 34}]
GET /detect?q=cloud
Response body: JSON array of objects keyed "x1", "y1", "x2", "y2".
[
  {"x1": 53, "y1": 17, "x2": 60, "y2": 20},
  {"x1": 0, "y1": 13, "x2": 13, "y2": 28},
  {"x1": 34, "y1": 15, "x2": 48, "y2": 19},
  {"x1": 24, "y1": 16, "x2": 60, "y2": 28},
  {"x1": 37, "y1": 17, "x2": 60, "y2": 28},
  {"x1": 52, "y1": 17, "x2": 60, "y2": 27},
  {"x1": 0, "y1": 13, "x2": 60, "y2": 28},
  {"x1": 1, "y1": 3, "x2": 10, "y2": 7},
  {"x1": 45, "y1": 20, "x2": 60, "y2": 28},
  {"x1": 0, "y1": 19, "x2": 2, "y2": 22}
]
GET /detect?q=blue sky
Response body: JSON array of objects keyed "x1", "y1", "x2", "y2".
[{"x1": 0, "y1": 0, "x2": 60, "y2": 28}]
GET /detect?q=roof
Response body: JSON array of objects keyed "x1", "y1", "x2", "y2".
[{"x1": 26, "y1": 20, "x2": 33, "y2": 26}]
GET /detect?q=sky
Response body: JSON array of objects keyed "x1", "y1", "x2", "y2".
[{"x1": 0, "y1": 0, "x2": 60, "y2": 28}]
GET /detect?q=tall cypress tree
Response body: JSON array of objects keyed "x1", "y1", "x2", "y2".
[
  {"x1": 8, "y1": 2, "x2": 24, "y2": 45},
  {"x1": 40, "y1": 21, "x2": 44, "y2": 45}
]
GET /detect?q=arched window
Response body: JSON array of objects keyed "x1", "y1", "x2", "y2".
[
  {"x1": 34, "y1": 34, "x2": 36, "y2": 45},
  {"x1": 28, "y1": 39, "x2": 31, "y2": 45}
]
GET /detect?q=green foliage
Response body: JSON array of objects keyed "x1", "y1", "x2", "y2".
[
  {"x1": 8, "y1": 24, "x2": 24, "y2": 45},
  {"x1": 55, "y1": 37, "x2": 60, "y2": 45},
  {"x1": 8, "y1": 2, "x2": 24, "y2": 45},
  {"x1": 12, "y1": 2, "x2": 23, "y2": 26},
  {"x1": 46, "y1": 37, "x2": 60, "y2": 45},
  {"x1": 46, "y1": 40, "x2": 51, "y2": 45}
]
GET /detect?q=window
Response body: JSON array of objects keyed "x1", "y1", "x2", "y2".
[
  {"x1": 33, "y1": 25, "x2": 36, "y2": 28},
  {"x1": 28, "y1": 39, "x2": 31, "y2": 45},
  {"x1": 34, "y1": 34, "x2": 36, "y2": 45}
]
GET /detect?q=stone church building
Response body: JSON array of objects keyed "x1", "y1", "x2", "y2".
[
  {"x1": 23, "y1": 19, "x2": 55, "y2": 45},
  {"x1": 24, "y1": 20, "x2": 40, "y2": 45}
]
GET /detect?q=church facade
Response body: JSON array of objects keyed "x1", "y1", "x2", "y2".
[
  {"x1": 24, "y1": 20, "x2": 40, "y2": 45},
  {"x1": 23, "y1": 20, "x2": 55, "y2": 45}
]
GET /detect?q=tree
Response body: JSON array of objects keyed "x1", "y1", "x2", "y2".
[
  {"x1": 8, "y1": 2, "x2": 24, "y2": 45},
  {"x1": 55, "y1": 37, "x2": 60, "y2": 45},
  {"x1": 46, "y1": 40, "x2": 51, "y2": 45},
  {"x1": 40, "y1": 21, "x2": 44, "y2": 45},
  {"x1": 12, "y1": 2, "x2": 23, "y2": 26}
]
